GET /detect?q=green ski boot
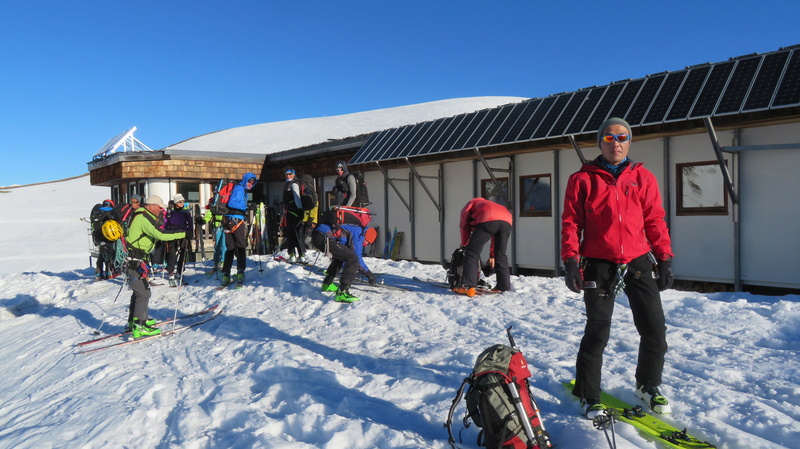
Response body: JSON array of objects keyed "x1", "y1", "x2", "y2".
[
  {"x1": 335, "y1": 287, "x2": 360, "y2": 303},
  {"x1": 130, "y1": 318, "x2": 161, "y2": 339}
]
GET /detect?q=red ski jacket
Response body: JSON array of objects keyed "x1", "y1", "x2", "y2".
[
  {"x1": 561, "y1": 161, "x2": 673, "y2": 264},
  {"x1": 460, "y1": 198, "x2": 512, "y2": 257}
]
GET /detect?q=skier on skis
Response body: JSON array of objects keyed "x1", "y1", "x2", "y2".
[
  {"x1": 124, "y1": 195, "x2": 187, "y2": 338},
  {"x1": 311, "y1": 210, "x2": 360, "y2": 303},
  {"x1": 221, "y1": 172, "x2": 257, "y2": 287},
  {"x1": 561, "y1": 117, "x2": 675, "y2": 419}
]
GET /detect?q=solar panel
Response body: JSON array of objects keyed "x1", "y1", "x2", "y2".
[
  {"x1": 665, "y1": 66, "x2": 710, "y2": 121},
  {"x1": 644, "y1": 71, "x2": 687, "y2": 124},
  {"x1": 742, "y1": 51, "x2": 791, "y2": 111},
  {"x1": 476, "y1": 103, "x2": 516, "y2": 148},
  {"x1": 608, "y1": 79, "x2": 645, "y2": 120},
  {"x1": 355, "y1": 128, "x2": 395, "y2": 164},
  {"x1": 438, "y1": 113, "x2": 477, "y2": 153},
  {"x1": 773, "y1": 49, "x2": 800, "y2": 107},
  {"x1": 452, "y1": 110, "x2": 491, "y2": 151},
  {"x1": 715, "y1": 56, "x2": 762, "y2": 114},
  {"x1": 422, "y1": 116, "x2": 461, "y2": 155},
  {"x1": 549, "y1": 90, "x2": 589, "y2": 137},
  {"x1": 583, "y1": 83, "x2": 625, "y2": 132},
  {"x1": 514, "y1": 96, "x2": 557, "y2": 141},
  {"x1": 566, "y1": 86, "x2": 607, "y2": 135},
  {"x1": 401, "y1": 120, "x2": 437, "y2": 158},
  {"x1": 388, "y1": 123, "x2": 427, "y2": 160},
  {"x1": 626, "y1": 74, "x2": 666, "y2": 125},
  {"x1": 488, "y1": 102, "x2": 528, "y2": 146},
  {"x1": 690, "y1": 61, "x2": 736, "y2": 117},
  {"x1": 532, "y1": 94, "x2": 573, "y2": 139},
  {"x1": 407, "y1": 118, "x2": 447, "y2": 157},
  {"x1": 463, "y1": 108, "x2": 502, "y2": 149},
  {"x1": 499, "y1": 99, "x2": 543, "y2": 144}
]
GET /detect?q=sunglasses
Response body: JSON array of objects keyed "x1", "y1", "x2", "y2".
[
  {"x1": 131, "y1": 200, "x2": 140, "y2": 204},
  {"x1": 602, "y1": 134, "x2": 631, "y2": 143},
  {"x1": 285, "y1": 172, "x2": 294, "y2": 176}
]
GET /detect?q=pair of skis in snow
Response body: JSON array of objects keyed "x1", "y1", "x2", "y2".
[
  {"x1": 563, "y1": 380, "x2": 716, "y2": 449},
  {"x1": 76, "y1": 304, "x2": 223, "y2": 354}
]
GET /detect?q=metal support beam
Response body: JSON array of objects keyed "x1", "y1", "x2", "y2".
[
  {"x1": 474, "y1": 148, "x2": 512, "y2": 208},
  {"x1": 568, "y1": 135, "x2": 587, "y2": 164},
  {"x1": 703, "y1": 117, "x2": 739, "y2": 205},
  {"x1": 374, "y1": 161, "x2": 411, "y2": 212},
  {"x1": 404, "y1": 157, "x2": 441, "y2": 213}
]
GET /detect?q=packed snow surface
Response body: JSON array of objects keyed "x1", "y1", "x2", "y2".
[{"x1": 0, "y1": 176, "x2": 798, "y2": 449}]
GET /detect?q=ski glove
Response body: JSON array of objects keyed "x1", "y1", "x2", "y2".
[
  {"x1": 564, "y1": 258, "x2": 583, "y2": 293},
  {"x1": 657, "y1": 259, "x2": 674, "y2": 291}
]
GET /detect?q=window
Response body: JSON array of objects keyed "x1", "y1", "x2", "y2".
[
  {"x1": 481, "y1": 177, "x2": 509, "y2": 208},
  {"x1": 676, "y1": 160, "x2": 729, "y2": 215},
  {"x1": 176, "y1": 182, "x2": 201, "y2": 205},
  {"x1": 519, "y1": 174, "x2": 551, "y2": 217}
]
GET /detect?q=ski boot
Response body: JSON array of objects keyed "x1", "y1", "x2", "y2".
[
  {"x1": 168, "y1": 273, "x2": 177, "y2": 287},
  {"x1": 580, "y1": 397, "x2": 607, "y2": 420},
  {"x1": 221, "y1": 274, "x2": 232, "y2": 286},
  {"x1": 321, "y1": 282, "x2": 339, "y2": 292},
  {"x1": 335, "y1": 286, "x2": 360, "y2": 303},
  {"x1": 235, "y1": 272, "x2": 244, "y2": 288},
  {"x1": 453, "y1": 286, "x2": 477, "y2": 297},
  {"x1": 130, "y1": 318, "x2": 161, "y2": 339},
  {"x1": 636, "y1": 384, "x2": 672, "y2": 414}
]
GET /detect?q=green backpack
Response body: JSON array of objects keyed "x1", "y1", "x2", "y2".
[{"x1": 445, "y1": 342, "x2": 552, "y2": 449}]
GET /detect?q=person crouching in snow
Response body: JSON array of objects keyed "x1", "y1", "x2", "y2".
[
  {"x1": 455, "y1": 198, "x2": 512, "y2": 297},
  {"x1": 311, "y1": 210, "x2": 360, "y2": 303}
]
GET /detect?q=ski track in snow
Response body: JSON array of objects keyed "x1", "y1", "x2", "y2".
[{"x1": 0, "y1": 177, "x2": 799, "y2": 448}]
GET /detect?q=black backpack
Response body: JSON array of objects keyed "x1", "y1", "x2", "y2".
[
  {"x1": 350, "y1": 172, "x2": 370, "y2": 207},
  {"x1": 90, "y1": 203, "x2": 119, "y2": 244},
  {"x1": 445, "y1": 330, "x2": 553, "y2": 449},
  {"x1": 298, "y1": 174, "x2": 318, "y2": 211},
  {"x1": 447, "y1": 247, "x2": 467, "y2": 289}
]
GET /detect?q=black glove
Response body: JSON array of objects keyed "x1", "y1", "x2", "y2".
[
  {"x1": 656, "y1": 259, "x2": 674, "y2": 291},
  {"x1": 564, "y1": 258, "x2": 583, "y2": 293}
]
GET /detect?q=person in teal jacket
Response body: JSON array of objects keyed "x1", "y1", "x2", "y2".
[{"x1": 125, "y1": 195, "x2": 186, "y2": 338}]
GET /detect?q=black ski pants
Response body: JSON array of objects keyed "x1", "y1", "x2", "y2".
[
  {"x1": 311, "y1": 231, "x2": 358, "y2": 288},
  {"x1": 462, "y1": 220, "x2": 511, "y2": 291},
  {"x1": 127, "y1": 264, "x2": 152, "y2": 323},
  {"x1": 222, "y1": 217, "x2": 248, "y2": 276},
  {"x1": 573, "y1": 253, "x2": 668, "y2": 400},
  {"x1": 285, "y1": 209, "x2": 306, "y2": 257}
]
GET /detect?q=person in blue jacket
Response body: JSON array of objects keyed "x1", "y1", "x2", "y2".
[{"x1": 221, "y1": 172, "x2": 257, "y2": 286}]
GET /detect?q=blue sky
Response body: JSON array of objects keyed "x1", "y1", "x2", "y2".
[{"x1": 1, "y1": 0, "x2": 798, "y2": 186}]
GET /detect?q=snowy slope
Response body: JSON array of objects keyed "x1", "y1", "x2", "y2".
[{"x1": 0, "y1": 178, "x2": 798, "y2": 449}]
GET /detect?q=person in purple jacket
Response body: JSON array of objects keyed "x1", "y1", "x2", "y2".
[{"x1": 164, "y1": 194, "x2": 193, "y2": 286}]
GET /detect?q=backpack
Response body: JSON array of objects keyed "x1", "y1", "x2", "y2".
[
  {"x1": 445, "y1": 334, "x2": 552, "y2": 449},
  {"x1": 210, "y1": 180, "x2": 235, "y2": 216},
  {"x1": 350, "y1": 172, "x2": 370, "y2": 207},
  {"x1": 298, "y1": 174, "x2": 318, "y2": 211},
  {"x1": 90, "y1": 203, "x2": 120, "y2": 244},
  {"x1": 336, "y1": 206, "x2": 373, "y2": 227},
  {"x1": 446, "y1": 247, "x2": 468, "y2": 289}
]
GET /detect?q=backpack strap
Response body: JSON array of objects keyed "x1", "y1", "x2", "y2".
[{"x1": 445, "y1": 377, "x2": 471, "y2": 449}]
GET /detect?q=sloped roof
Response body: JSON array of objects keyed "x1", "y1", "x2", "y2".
[
  {"x1": 352, "y1": 44, "x2": 800, "y2": 165},
  {"x1": 162, "y1": 97, "x2": 528, "y2": 159}
]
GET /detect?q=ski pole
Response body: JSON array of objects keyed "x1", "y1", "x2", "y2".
[
  {"x1": 172, "y1": 241, "x2": 186, "y2": 331},
  {"x1": 506, "y1": 326, "x2": 554, "y2": 448},
  {"x1": 92, "y1": 273, "x2": 129, "y2": 335}
]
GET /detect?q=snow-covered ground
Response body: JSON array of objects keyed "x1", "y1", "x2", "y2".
[{"x1": 0, "y1": 176, "x2": 798, "y2": 449}]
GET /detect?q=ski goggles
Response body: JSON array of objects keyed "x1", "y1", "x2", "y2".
[{"x1": 602, "y1": 134, "x2": 631, "y2": 143}]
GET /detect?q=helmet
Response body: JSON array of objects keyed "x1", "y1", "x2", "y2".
[{"x1": 101, "y1": 220, "x2": 123, "y2": 241}]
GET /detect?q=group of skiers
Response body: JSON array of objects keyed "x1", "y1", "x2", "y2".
[{"x1": 87, "y1": 117, "x2": 676, "y2": 422}]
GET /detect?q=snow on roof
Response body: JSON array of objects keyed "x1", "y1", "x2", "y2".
[{"x1": 163, "y1": 97, "x2": 528, "y2": 156}]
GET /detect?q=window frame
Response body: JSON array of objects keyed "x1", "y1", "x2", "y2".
[
  {"x1": 676, "y1": 160, "x2": 729, "y2": 216},
  {"x1": 518, "y1": 173, "x2": 552, "y2": 217}
]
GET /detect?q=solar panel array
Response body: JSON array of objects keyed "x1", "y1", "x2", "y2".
[{"x1": 351, "y1": 46, "x2": 800, "y2": 165}]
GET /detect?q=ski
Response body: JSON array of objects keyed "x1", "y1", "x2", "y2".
[
  {"x1": 412, "y1": 276, "x2": 500, "y2": 295},
  {"x1": 77, "y1": 304, "x2": 220, "y2": 346},
  {"x1": 563, "y1": 380, "x2": 716, "y2": 449},
  {"x1": 78, "y1": 308, "x2": 224, "y2": 354}
]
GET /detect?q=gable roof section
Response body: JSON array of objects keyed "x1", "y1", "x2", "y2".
[{"x1": 351, "y1": 45, "x2": 800, "y2": 165}]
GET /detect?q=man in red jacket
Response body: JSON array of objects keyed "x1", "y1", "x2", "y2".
[
  {"x1": 457, "y1": 198, "x2": 513, "y2": 296},
  {"x1": 561, "y1": 117, "x2": 675, "y2": 419}
]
